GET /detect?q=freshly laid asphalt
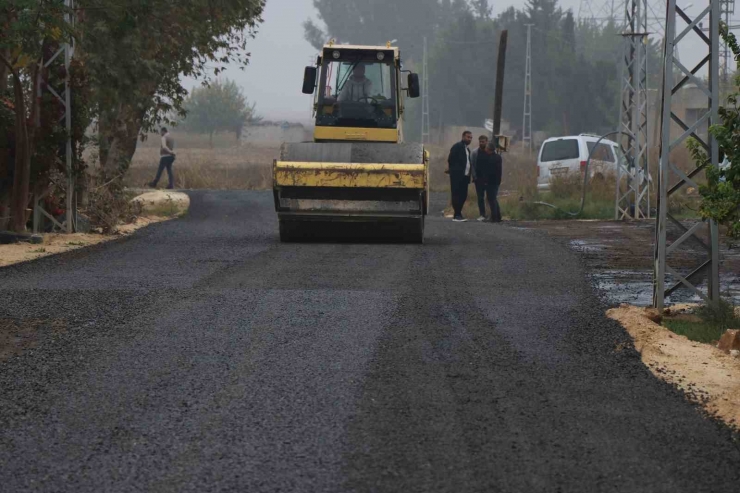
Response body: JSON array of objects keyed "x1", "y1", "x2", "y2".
[{"x1": 1, "y1": 191, "x2": 739, "y2": 492}]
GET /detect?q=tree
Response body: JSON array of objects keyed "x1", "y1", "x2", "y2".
[
  {"x1": 425, "y1": 0, "x2": 624, "y2": 142},
  {"x1": 180, "y1": 79, "x2": 260, "y2": 145},
  {"x1": 471, "y1": 0, "x2": 492, "y2": 19},
  {"x1": 690, "y1": 25, "x2": 740, "y2": 238},
  {"x1": 304, "y1": 0, "x2": 446, "y2": 60},
  {"x1": 427, "y1": 9, "x2": 497, "y2": 129},
  {"x1": 78, "y1": 0, "x2": 265, "y2": 182},
  {"x1": 0, "y1": 1, "x2": 73, "y2": 232}
]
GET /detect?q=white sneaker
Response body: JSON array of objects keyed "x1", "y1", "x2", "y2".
[{"x1": 476, "y1": 216, "x2": 486, "y2": 222}]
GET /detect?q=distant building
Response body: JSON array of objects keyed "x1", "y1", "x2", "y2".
[{"x1": 647, "y1": 83, "x2": 728, "y2": 147}]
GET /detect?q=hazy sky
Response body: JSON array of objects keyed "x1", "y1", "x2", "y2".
[{"x1": 182, "y1": 0, "x2": 717, "y2": 124}]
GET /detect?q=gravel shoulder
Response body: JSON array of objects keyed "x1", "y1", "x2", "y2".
[
  {"x1": 608, "y1": 305, "x2": 740, "y2": 430},
  {"x1": 1, "y1": 191, "x2": 739, "y2": 493}
]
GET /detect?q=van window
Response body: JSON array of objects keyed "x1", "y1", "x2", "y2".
[
  {"x1": 587, "y1": 142, "x2": 616, "y2": 163},
  {"x1": 541, "y1": 139, "x2": 579, "y2": 162}
]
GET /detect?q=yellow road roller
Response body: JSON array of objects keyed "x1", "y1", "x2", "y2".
[{"x1": 273, "y1": 41, "x2": 428, "y2": 243}]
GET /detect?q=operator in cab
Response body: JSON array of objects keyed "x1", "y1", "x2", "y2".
[{"x1": 338, "y1": 63, "x2": 373, "y2": 102}]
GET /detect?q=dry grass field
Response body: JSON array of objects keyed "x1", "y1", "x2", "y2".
[
  {"x1": 125, "y1": 132, "x2": 278, "y2": 190},
  {"x1": 125, "y1": 133, "x2": 703, "y2": 222}
]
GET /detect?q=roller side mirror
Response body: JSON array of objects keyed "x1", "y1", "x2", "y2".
[
  {"x1": 407, "y1": 73, "x2": 420, "y2": 98},
  {"x1": 302, "y1": 67, "x2": 317, "y2": 94}
]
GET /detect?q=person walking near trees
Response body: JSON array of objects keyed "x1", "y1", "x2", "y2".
[
  {"x1": 446, "y1": 130, "x2": 473, "y2": 222},
  {"x1": 149, "y1": 127, "x2": 176, "y2": 190}
]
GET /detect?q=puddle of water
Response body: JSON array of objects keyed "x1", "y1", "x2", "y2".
[
  {"x1": 592, "y1": 270, "x2": 740, "y2": 307},
  {"x1": 569, "y1": 240, "x2": 607, "y2": 253},
  {"x1": 592, "y1": 270, "x2": 654, "y2": 306}
]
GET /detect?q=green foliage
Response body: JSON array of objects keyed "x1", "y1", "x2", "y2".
[
  {"x1": 0, "y1": 2, "x2": 72, "y2": 70},
  {"x1": 664, "y1": 300, "x2": 739, "y2": 343},
  {"x1": 306, "y1": 0, "x2": 649, "y2": 139},
  {"x1": 0, "y1": 1, "x2": 79, "y2": 231},
  {"x1": 689, "y1": 24, "x2": 740, "y2": 237},
  {"x1": 696, "y1": 299, "x2": 740, "y2": 329},
  {"x1": 303, "y1": 0, "x2": 449, "y2": 59},
  {"x1": 180, "y1": 79, "x2": 260, "y2": 143},
  {"x1": 79, "y1": 0, "x2": 266, "y2": 177},
  {"x1": 429, "y1": 0, "x2": 630, "y2": 136},
  {"x1": 0, "y1": 0, "x2": 265, "y2": 232},
  {"x1": 501, "y1": 193, "x2": 614, "y2": 221},
  {"x1": 662, "y1": 319, "x2": 729, "y2": 344}
]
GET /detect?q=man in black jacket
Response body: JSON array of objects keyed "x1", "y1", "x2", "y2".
[
  {"x1": 446, "y1": 131, "x2": 473, "y2": 222},
  {"x1": 474, "y1": 140, "x2": 503, "y2": 222}
]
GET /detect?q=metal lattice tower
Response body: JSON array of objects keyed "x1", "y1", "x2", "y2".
[
  {"x1": 721, "y1": 0, "x2": 736, "y2": 82},
  {"x1": 421, "y1": 36, "x2": 431, "y2": 146},
  {"x1": 616, "y1": 0, "x2": 650, "y2": 220},
  {"x1": 578, "y1": 0, "x2": 621, "y2": 24},
  {"x1": 34, "y1": 0, "x2": 76, "y2": 234},
  {"x1": 579, "y1": 0, "x2": 666, "y2": 37},
  {"x1": 654, "y1": 0, "x2": 721, "y2": 310},
  {"x1": 522, "y1": 25, "x2": 533, "y2": 155}
]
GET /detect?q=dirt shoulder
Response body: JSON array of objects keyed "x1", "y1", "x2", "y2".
[
  {"x1": 609, "y1": 305, "x2": 740, "y2": 430},
  {"x1": 1, "y1": 191, "x2": 190, "y2": 269},
  {"x1": 0, "y1": 216, "x2": 169, "y2": 268}
]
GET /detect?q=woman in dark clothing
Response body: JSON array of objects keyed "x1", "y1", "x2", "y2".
[{"x1": 473, "y1": 141, "x2": 503, "y2": 222}]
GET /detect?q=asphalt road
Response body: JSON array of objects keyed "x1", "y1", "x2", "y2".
[{"x1": 1, "y1": 191, "x2": 739, "y2": 493}]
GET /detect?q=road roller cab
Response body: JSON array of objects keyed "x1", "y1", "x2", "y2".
[{"x1": 273, "y1": 42, "x2": 428, "y2": 243}]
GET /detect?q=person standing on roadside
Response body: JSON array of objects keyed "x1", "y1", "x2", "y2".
[
  {"x1": 474, "y1": 139, "x2": 503, "y2": 222},
  {"x1": 471, "y1": 135, "x2": 489, "y2": 222},
  {"x1": 446, "y1": 130, "x2": 473, "y2": 222},
  {"x1": 149, "y1": 127, "x2": 176, "y2": 190}
]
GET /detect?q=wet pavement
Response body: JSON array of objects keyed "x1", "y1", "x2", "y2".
[{"x1": 516, "y1": 220, "x2": 740, "y2": 307}]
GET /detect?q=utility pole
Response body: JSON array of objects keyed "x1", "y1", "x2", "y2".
[
  {"x1": 492, "y1": 30, "x2": 508, "y2": 144},
  {"x1": 616, "y1": 0, "x2": 650, "y2": 220},
  {"x1": 34, "y1": 0, "x2": 76, "y2": 234},
  {"x1": 421, "y1": 36, "x2": 431, "y2": 146},
  {"x1": 720, "y1": 0, "x2": 736, "y2": 83},
  {"x1": 654, "y1": 0, "x2": 720, "y2": 310},
  {"x1": 522, "y1": 24, "x2": 533, "y2": 155}
]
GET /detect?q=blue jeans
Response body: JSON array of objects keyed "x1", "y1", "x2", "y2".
[{"x1": 152, "y1": 156, "x2": 175, "y2": 188}]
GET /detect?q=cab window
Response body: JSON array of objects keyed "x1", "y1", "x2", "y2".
[
  {"x1": 587, "y1": 142, "x2": 616, "y2": 163},
  {"x1": 541, "y1": 139, "x2": 579, "y2": 162}
]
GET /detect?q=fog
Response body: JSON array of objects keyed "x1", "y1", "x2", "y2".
[{"x1": 181, "y1": 0, "x2": 726, "y2": 125}]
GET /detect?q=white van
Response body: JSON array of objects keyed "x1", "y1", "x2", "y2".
[{"x1": 537, "y1": 134, "x2": 624, "y2": 191}]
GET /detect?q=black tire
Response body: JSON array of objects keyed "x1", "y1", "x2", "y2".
[
  {"x1": 279, "y1": 220, "x2": 299, "y2": 243},
  {"x1": 403, "y1": 217, "x2": 425, "y2": 244}
]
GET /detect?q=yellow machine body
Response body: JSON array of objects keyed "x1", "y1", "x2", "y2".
[
  {"x1": 273, "y1": 42, "x2": 428, "y2": 242},
  {"x1": 274, "y1": 162, "x2": 426, "y2": 189}
]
